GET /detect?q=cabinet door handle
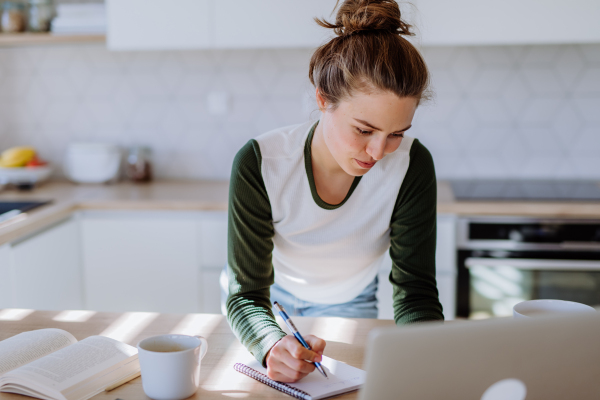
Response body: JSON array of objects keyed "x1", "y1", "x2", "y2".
[{"x1": 465, "y1": 257, "x2": 600, "y2": 271}]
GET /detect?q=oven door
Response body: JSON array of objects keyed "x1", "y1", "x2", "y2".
[{"x1": 457, "y1": 251, "x2": 600, "y2": 318}]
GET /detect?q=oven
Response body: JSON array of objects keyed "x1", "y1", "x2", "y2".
[{"x1": 456, "y1": 217, "x2": 600, "y2": 319}]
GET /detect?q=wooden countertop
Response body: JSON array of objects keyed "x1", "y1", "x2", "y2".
[
  {"x1": 1, "y1": 179, "x2": 600, "y2": 246},
  {"x1": 436, "y1": 181, "x2": 600, "y2": 218},
  {"x1": 0, "y1": 309, "x2": 396, "y2": 400}
]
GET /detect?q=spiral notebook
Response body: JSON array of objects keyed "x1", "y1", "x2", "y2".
[{"x1": 234, "y1": 355, "x2": 365, "y2": 400}]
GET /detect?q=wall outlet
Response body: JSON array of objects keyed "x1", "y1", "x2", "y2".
[{"x1": 207, "y1": 91, "x2": 230, "y2": 115}]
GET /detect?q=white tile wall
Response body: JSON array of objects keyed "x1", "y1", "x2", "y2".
[
  {"x1": 414, "y1": 44, "x2": 600, "y2": 179},
  {"x1": 0, "y1": 43, "x2": 599, "y2": 180}
]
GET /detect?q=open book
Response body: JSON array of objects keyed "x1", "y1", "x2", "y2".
[
  {"x1": 0, "y1": 329, "x2": 140, "y2": 400},
  {"x1": 234, "y1": 355, "x2": 365, "y2": 400}
]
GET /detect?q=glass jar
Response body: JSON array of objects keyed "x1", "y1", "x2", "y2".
[
  {"x1": 27, "y1": 0, "x2": 55, "y2": 32},
  {"x1": 1, "y1": 2, "x2": 27, "y2": 33},
  {"x1": 125, "y1": 146, "x2": 153, "y2": 182}
]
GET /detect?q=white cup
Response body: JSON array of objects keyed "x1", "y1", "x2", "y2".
[
  {"x1": 513, "y1": 299, "x2": 597, "y2": 319},
  {"x1": 137, "y1": 334, "x2": 208, "y2": 400}
]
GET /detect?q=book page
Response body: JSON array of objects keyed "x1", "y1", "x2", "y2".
[
  {"x1": 5, "y1": 335, "x2": 137, "y2": 393},
  {"x1": 244, "y1": 355, "x2": 366, "y2": 399},
  {"x1": 0, "y1": 382, "x2": 54, "y2": 400},
  {"x1": 0, "y1": 329, "x2": 77, "y2": 376},
  {"x1": 62, "y1": 358, "x2": 140, "y2": 400}
]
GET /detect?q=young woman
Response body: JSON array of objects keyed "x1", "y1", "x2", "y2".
[{"x1": 224, "y1": 0, "x2": 443, "y2": 383}]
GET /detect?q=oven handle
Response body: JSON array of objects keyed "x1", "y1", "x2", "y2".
[
  {"x1": 560, "y1": 241, "x2": 600, "y2": 250},
  {"x1": 465, "y1": 257, "x2": 600, "y2": 271}
]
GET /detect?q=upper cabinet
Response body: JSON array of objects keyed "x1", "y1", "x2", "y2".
[
  {"x1": 107, "y1": 0, "x2": 600, "y2": 50},
  {"x1": 107, "y1": 0, "x2": 337, "y2": 50},
  {"x1": 106, "y1": 0, "x2": 211, "y2": 50},
  {"x1": 213, "y1": 0, "x2": 336, "y2": 49},
  {"x1": 413, "y1": 0, "x2": 600, "y2": 46}
]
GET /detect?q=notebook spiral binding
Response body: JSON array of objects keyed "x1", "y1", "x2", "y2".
[{"x1": 234, "y1": 363, "x2": 312, "y2": 400}]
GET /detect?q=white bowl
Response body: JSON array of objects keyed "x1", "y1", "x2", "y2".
[
  {"x1": 64, "y1": 143, "x2": 121, "y2": 184},
  {"x1": 513, "y1": 299, "x2": 597, "y2": 319},
  {"x1": 0, "y1": 165, "x2": 53, "y2": 185}
]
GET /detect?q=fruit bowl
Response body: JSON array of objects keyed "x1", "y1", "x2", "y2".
[{"x1": 0, "y1": 165, "x2": 53, "y2": 186}]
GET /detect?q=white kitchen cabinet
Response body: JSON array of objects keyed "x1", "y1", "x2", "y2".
[
  {"x1": 434, "y1": 214, "x2": 457, "y2": 320},
  {"x1": 413, "y1": 0, "x2": 600, "y2": 46},
  {"x1": 107, "y1": 0, "x2": 337, "y2": 50},
  {"x1": 81, "y1": 211, "x2": 200, "y2": 313},
  {"x1": 377, "y1": 214, "x2": 457, "y2": 320},
  {"x1": 107, "y1": 0, "x2": 600, "y2": 51},
  {"x1": 197, "y1": 211, "x2": 227, "y2": 314},
  {"x1": 0, "y1": 243, "x2": 13, "y2": 308},
  {"x1": 376, "y1": 259, "x2": 394, "y2": 320},
  {"x1": 436, "y1": 273, "x2": 456, "y2": 320},
  {"x1": 197, "y1": 211, "x2": 228, "y2": 269},
  {"x1": 213, "y1": 0, "x2": 337, "y2": 49},
  {"x1": 436, "y1": 214, "x2": 457, "y2": 275},
  {"x1": 201, "y1": 269, "x2": 223, "y2": 314},
  {"x1": 10, "y1": 217, "x2": 83, "y2": 311},
  {"x1": 106, "y1": 0, "x2": 211, "y2": 50}
]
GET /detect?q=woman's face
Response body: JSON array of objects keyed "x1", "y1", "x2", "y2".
[{"x1": 318, "y1": 90, "x2": 418, "y2": 177}]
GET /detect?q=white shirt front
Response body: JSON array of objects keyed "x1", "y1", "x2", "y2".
[{"x1": 255, "y1": 121, "x2": 414, "y2": 304}]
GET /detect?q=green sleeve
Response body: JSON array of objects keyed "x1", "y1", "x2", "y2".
[
  {"x1": 226, "y1": 139, "x2": 287, "y2": 366},
  {"x1": 389, "y1": 139, "x2": 445, "y2": 324}
]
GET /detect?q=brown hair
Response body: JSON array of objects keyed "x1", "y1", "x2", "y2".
[{"x1": 309, "y1": 0, "x2": 431, "y2": 109}]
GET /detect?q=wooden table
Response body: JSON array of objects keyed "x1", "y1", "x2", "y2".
[{"x1": 0, "y1": 309, "x2": 395, "y2": 399}]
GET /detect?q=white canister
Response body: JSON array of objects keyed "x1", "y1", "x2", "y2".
[{"x1": 64, "y1": 143, "x2": 122, "y2": 183}]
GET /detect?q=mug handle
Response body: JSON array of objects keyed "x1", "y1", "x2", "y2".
[{"x1": 194, "y1": 335, "x2": 208, "y2": 361}]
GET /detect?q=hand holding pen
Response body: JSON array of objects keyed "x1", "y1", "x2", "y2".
[{"x1": 271, "y1": 302, "x2": 328, "y2": 380}]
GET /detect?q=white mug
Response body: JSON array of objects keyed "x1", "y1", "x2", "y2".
[
  {"x1": 137, "y1": 334, "x2": 208, "y2": 400},
  {"x1": 513, "y1": 299, "x2": 597, "y2": 319}
]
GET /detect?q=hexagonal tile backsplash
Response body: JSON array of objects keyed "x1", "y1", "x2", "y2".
[{"x1": 0, "y1": 43, "x2": 599, "y2": 180}]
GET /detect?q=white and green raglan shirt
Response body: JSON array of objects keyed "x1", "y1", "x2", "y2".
[{"x1": 226, "y1": 120, "x2": 444, "y2": 365}]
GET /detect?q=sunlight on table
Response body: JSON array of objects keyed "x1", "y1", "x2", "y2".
[
  {"x1": 52, "y1": 310, "x2": 97, "y2": 322},
  {"x1": 0, "y1": 309, "x2": 34, "y2": 321},
  {"x1": 169, "y1": 313, "x2": 222, "y2": 337},
  {"x1": 204, "y1": 340, "x2": 249, "y2": 389},
  {"x1": 100, "y1": 311, "x2": 159, "y2": 343},
  {"x1": 221, "y1": 392, "x2": 250, "y2": 398},
  {"x1": 310, "y1": 317, "x2": 358, "y2": 344}
]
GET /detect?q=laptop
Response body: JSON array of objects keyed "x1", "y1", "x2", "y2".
[{"x1": 359, "y1": 313, "x2": 600, "y2": 400}]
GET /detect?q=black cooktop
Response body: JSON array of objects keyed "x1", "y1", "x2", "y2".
[{"x1": 449, "y1": 180, "x2": 600, "y2": 201}]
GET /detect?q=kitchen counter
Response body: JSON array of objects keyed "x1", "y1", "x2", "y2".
[
  {"x1": 1, "y1": 180, "x2": 600, "y2": 246},
  {"x1": 437, "y1": 181, "x2": 600, "y2": 218}
]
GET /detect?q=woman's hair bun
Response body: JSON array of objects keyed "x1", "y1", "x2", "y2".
[{"x1": 316, "y1": 0, "x2": 413, "y2": 37}]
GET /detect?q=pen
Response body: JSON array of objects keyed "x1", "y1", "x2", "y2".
[{"x1": 273, "y1": 301, "x2": 328, "y2": 379}]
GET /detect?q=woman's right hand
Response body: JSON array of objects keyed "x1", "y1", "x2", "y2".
[{"x1": 265, "y1": 334, "x2": 326, "y2": 382}]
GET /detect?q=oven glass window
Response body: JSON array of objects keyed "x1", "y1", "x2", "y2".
[{"x1": 470, "y1": 265, "x2": 600, "y2": 319}]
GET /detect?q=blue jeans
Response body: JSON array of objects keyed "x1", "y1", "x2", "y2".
[{"x1": 220, "y1": 267, "x2": 378, "y2": 319}]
